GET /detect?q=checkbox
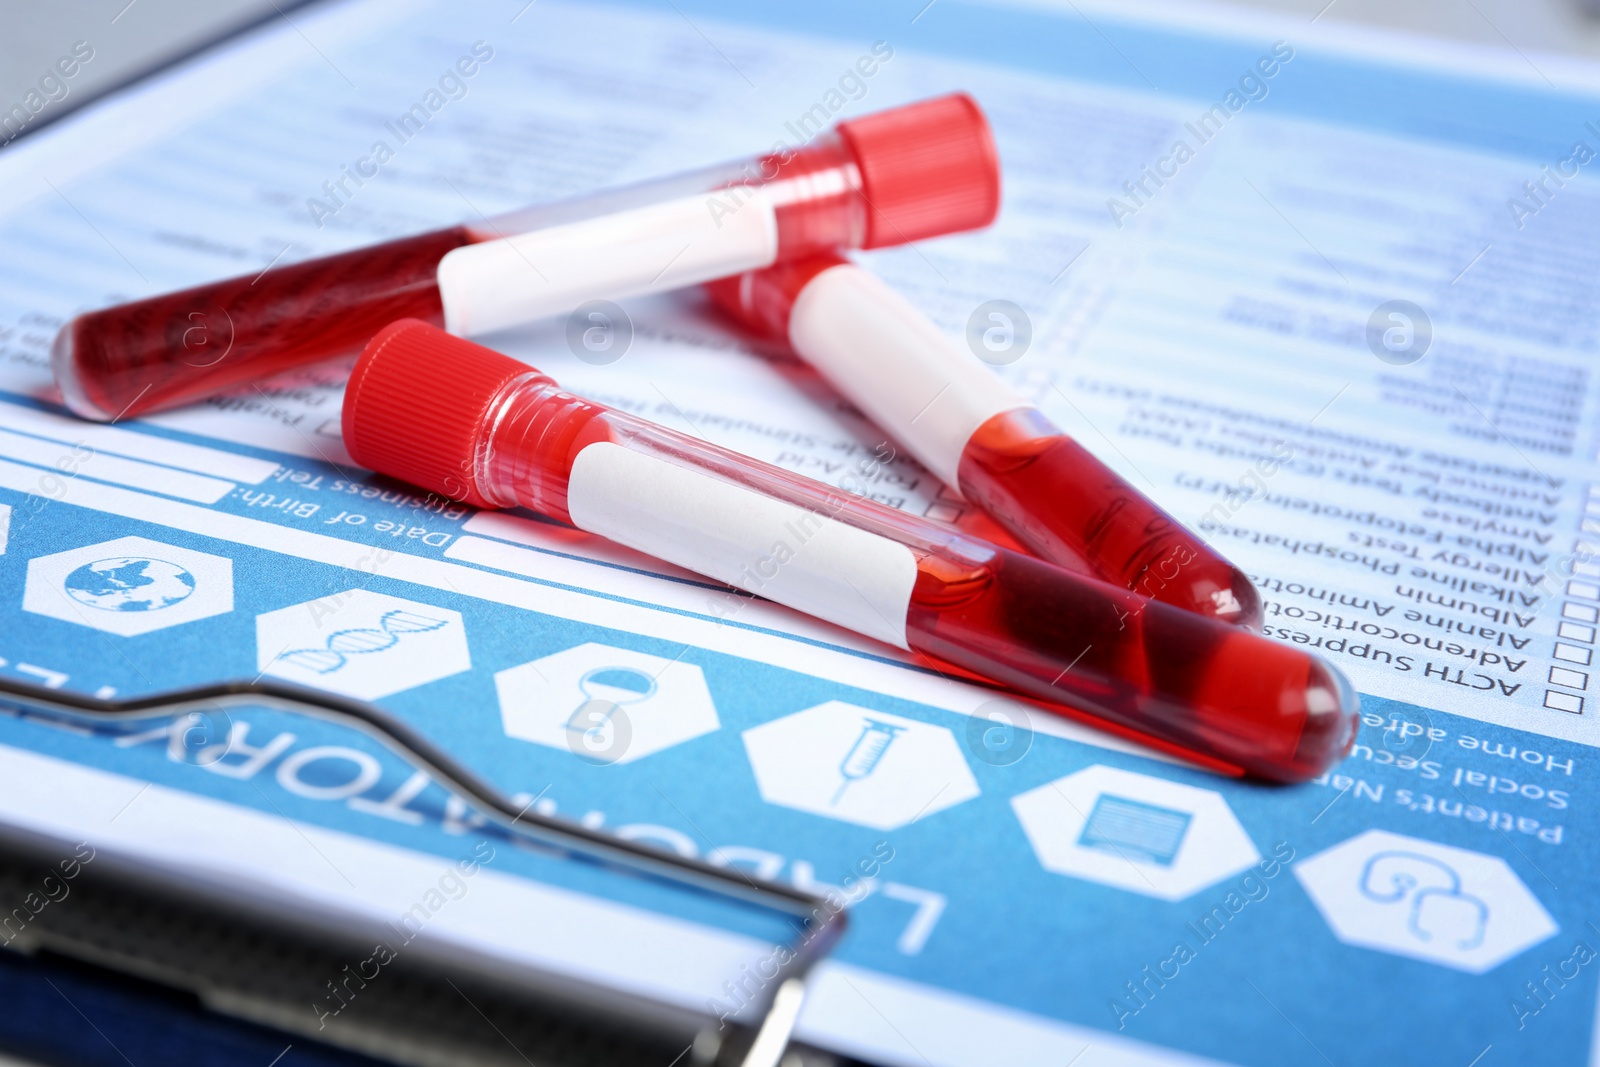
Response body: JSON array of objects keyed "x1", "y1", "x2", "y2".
[
  {"x1": 1549, "y1": 666, "x2": 1588, "y2": 689},
  {"x1": 1545, "y1": 690, "x2": 1584, "y2": 714},
  {"x1": 1559, "y1": 621, "x2": 1596, "y2": 643},
  {"x1": 1554, "y1": 643, "x2": 1593, "y2": 665},
  {"x1": 1564, "y1": 602, "x2": 1600, "y2": 623},
  {"x1": 1568, "y1": 581, "x2": 1600, "y2": 601}
]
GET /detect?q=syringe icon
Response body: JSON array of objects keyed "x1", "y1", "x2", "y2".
[{"x1": 832, "y1": 718, "x2": 905, "y2": 806}]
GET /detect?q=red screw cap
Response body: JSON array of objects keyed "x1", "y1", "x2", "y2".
[
  {"x1": 836, "y1": 92, "x2": 1001, "y2": 249},
  {"x1": 341, "y1": 319, "x2": 546, "y2": 508}
]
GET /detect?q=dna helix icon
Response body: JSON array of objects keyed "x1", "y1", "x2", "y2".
[{"x1": 279, "y1": 610, "x2": 448, "y2": 674}]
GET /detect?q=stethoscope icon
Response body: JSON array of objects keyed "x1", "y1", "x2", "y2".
[
  {"x1": 565, "y1": 666, "x2": 657, "y2": 757},
  {"x1": 1358, "y1": 850, "x2": 1489, "y2": 951}
]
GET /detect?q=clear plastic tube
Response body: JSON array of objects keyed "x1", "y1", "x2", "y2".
[
  {"x1": 341, "y1": 321, "x2": 1358, "y2": 783},
  {"x1": 706, "y1": 255, "x2": 1263, "y2": 628},
  {"x1": 53, "y1": 93, "x2": 1000, "y2": 422}
]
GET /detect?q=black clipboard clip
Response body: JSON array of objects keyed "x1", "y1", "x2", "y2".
[{"x1": 0, "y1": 675, "x2": 848, "y2": 1067}]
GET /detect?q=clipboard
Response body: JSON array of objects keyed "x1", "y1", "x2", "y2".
[
  {"x1": 6, "y1": 0, "x2": 1600, "y2": 1064},
  {"x1": 0, "y1": 675, "x2": 848, "y2": 1067}
]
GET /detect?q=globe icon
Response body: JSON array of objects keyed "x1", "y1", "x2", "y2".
[{"x1": 64, "y1": 557, "x2": 197, "y2": 612}]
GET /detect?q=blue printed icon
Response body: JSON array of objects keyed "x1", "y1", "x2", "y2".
[
  {"x1": 575, "y1": 666, "x2": 658, "y2": 708},
  {"x1": 743, "y1": 702, "x2": 978, "y2": 830},
  {"x1": 65, "y1": 557, "x2": 196, "y2": 612},
  {"x1": 1078, "y1": 795, "x2": 1192, "y2": 867},
  {"x1": 257, "y1": 590, "x2": 469, "y2": 700},
  {"x1": 833, "y1": 719, "x2": 905, "y2": 806},
  {"x1": 1296, "y1": 829, "x2": 1556, "y2": 973},
  {"x1": 1358, "y1": 851, "x2": 1488, "y2": 951},
  {"x1": 563, "y1": 666, "x2": 660, "y2": 765},
  {"x1": 279, "y1": 609, "x2": 448, "y2": 673},
  {"x1": 1012, "y1": 765, "x2": 1258, "y2": 900},
  {"x1": 26, "y1": 536, "x2": 233, "y2": 636},
  {"x1": 497, "y1": 644, "x2": 718, "y2": 764}
]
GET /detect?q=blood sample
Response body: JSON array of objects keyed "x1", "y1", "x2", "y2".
[
  {"x1": 341, "y1": 321, "x2": 1357, "y2": 782},
  {"x1": 705, "y1": 254, "x2": 1263, "y2": 628},
  {"x1": 54, "y1": 92, "x2": 1000, "y2": 422}
]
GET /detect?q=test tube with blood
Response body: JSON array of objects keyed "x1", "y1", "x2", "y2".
[
  {"x1": 53, "y1": 93, "x2": 999, "y2": 422},
  {"x1": 339, "y1": 320, "x2": 1358, "y2": 783},
  {"x1": 705, "y1": 253, "x2": 1262, "y2": 629}
]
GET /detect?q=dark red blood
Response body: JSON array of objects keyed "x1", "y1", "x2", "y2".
[
  {"x1": 959, "y1": 407, "x2": 1264, "y2": 628},
  {"x1": 57, "y1": 227, "x2": 473, "y2": 419}
]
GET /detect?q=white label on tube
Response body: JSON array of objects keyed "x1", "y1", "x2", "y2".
[
  {"x1": 566, "y1": 442, "x2": 917, "y2": 650},
  {"x1": 438, "y1": 191, "x2": 779, "y2": 337},
  {"x1": 788, "y1": 264, "x2": 1028, "y2": 490}
]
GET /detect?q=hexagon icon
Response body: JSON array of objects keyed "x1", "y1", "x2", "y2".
[
  {"x1": 742, "y1": 702, "x2": 979, "y2": 830},
  {"x1": 1011, "y1": 765, "x2": 1260, "y2": 900},
  {"x1": 256, "y1": 589, "x2": 469, "y2": 700},
  {"x1": 24, "y1": 535, "x2": 233, "y2": 636},
  {"x1": 495, "y1": 642, "x2": 718, "y2": 764},
  {"x1": 1295, "y1": 829, "x2": 1557, "y2": 973}
]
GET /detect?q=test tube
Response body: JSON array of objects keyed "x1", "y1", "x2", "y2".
[
  {"x1": 705, "y1": 254, "x2": 1263, "y2": 628},
  {"x1": 53, "y1": 93, "x2": 1000, "y2": 422},
  {"x1": 340, "y1": 321, "x2": 1358, "y2": 783}
]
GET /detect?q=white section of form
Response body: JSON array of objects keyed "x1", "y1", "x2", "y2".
[
  {"x1": 0, "y1": 427, "x2": 234, "y2": 503},
  {"x1": 461, "y1": 508, "x2": 706, "y2": 584},
  {"x1": 147, "y1": 391, "x2": 356, "y2": 468},
  {"x1": 0, "y1": 400, "x2": 277, "y2": 482},
  {"x1": 801, "y1": 963, "x2": 1231, "y2": 1067},
  {"x1": 0, "y1": 742, "x2": 764, "y2": 1016}
]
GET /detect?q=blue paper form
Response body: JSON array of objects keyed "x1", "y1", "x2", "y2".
[{"x1": 1, "y1": 0, "x2": 1599, "y2": 1063}]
